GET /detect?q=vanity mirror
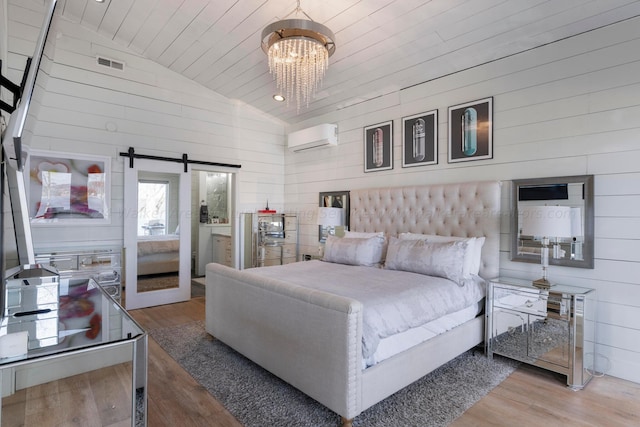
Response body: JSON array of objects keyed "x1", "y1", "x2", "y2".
[
  {"x1": 511, "y1": 175, "x2": 594, "y2": 269},
  {"x1": 318, "y1": 191, "x2": 350, "y2": 242}
]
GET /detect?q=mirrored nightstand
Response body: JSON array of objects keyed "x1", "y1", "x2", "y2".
[{"x1": 485, "y1": 277, "x2": 596, "y2": 390}]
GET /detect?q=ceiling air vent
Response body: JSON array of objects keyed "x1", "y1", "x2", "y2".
[{"x1": 96, "y1": 56, "x2": 125, "y2": 71}]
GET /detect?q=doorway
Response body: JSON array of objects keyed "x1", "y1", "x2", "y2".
[
  {"x1": 121, "y1": 147, "x2": 241, "y2": 309},
  {"x1": 191, "y1": 169, "x2": 237, "y2": 277}
]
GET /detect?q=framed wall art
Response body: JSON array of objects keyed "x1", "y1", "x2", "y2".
[
  {"x1": 448, "y1": 97, "x2": 493, "y2": 163},
  {"x1": 364, "y1": 121, "x2": 393, "y2": 172},
  {"x1": 27, "y1": 150, "x2": 111, "y2": 225},
  {"x1": 402, "y1": 110, "x2": 438, "y2": 168}
]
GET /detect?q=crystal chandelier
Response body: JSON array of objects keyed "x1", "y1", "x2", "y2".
[{"x1": 261, "y1": 1, "x2": 336, "y2": 112}]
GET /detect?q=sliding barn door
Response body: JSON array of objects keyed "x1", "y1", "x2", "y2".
[{"x1": 123, "y1": 158, "x2": 191, "y2": 309}]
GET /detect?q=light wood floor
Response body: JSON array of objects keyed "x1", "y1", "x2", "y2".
[
  {"x1": 128, "y1": 296, "x2": 241, "y2": 427},
  {"x1": 130, "y1": 296, "x2": 640, "y2": 427},
  {"x1": 4, "y1": 295, "x2": 638, "y2": 426}
]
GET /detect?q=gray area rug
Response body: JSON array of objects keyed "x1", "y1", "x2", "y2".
[{"x1": 150, "y1": 320, "x2": 519, "y2": 427}]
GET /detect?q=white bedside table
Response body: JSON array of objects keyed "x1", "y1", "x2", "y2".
[{"x1": 485, "y1": 277, "x2": 596, "y2": 390}]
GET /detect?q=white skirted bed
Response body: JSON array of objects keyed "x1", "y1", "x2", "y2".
[
  {"x1": 137, "y1": 234, "x2": 180, "y2": 276},
  {"x1": 205, "y1": 180, "x2": 501, "y2": 425}
]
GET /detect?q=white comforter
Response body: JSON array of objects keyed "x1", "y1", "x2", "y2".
[{"x1": 246, "y1": 260, "x2": 486, "y2": 360}]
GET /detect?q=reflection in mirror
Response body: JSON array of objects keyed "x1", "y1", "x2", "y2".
[
  {"x1": 202, "y1": 172, "x2": 229, "y2": 223},
  {"x1": 318, "y1": 191, "x2": 350, "y2": 242},
  {"x1": 137, "y1": 171, "x2": 180, "y2": 292},
  {"x1": 511, "y1": 175, "x2": 594, "y2": 269}
]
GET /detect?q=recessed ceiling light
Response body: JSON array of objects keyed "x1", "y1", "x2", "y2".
[
  {"x1": 273, "y1": 94, "x2": 285, "y2": 102},
  {"x1": 95, "y1": 0, "x2": 105, "y2": 3}
]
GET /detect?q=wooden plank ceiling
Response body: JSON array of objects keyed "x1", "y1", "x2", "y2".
[{"x1": 56, "y1": 0, "x2": 640, "y2": 124}]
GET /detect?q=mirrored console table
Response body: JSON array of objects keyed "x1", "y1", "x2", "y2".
[
  {"x1": 34, "y1": 249, "x2": 122, "y2": 303},
  {"x1": 1, "y1": 272, "x2": 146, "y2": 425},
  {"x1": 256, "y1": 213, "x2": 299, "y2": 267}
]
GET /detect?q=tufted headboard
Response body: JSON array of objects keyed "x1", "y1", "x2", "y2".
[{"x1": 349, "y1": 181, "x2": 502, "y2": 279}]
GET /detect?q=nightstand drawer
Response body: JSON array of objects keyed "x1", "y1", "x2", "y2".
[{"x1": 492, "y1": 289, "x2": 547, "y2": 316}]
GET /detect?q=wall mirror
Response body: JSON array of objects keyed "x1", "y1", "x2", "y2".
[
  {"x1": 511, "y1": 175, "x2": 594, "y2": 269},
  {"x1": 318, "y1": 191, "x2": 350, "y2": 242},
  {"x1": 202, "y1": 172, "x2": 230, "y2": 223}
]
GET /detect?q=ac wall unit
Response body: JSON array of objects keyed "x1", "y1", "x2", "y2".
[{"x1": 287, "y1": 123, "x2": 338, "y2": 152}]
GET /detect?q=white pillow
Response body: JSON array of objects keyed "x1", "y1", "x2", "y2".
[
  {"x1": 398, "y1": 233, "x2": 485, "y2": 276},
  {"x1": 323, "y1": 235, "x2": 386, "y2": 267},
  {"x1": 385, "y1": 237, "x2": 469, "y2": 285},
  {"x1": 343, "y1": 231, "x2": 385, "y2": 239}
]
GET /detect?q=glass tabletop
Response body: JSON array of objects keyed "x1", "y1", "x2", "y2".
[
  {"x1": 0, "y1": 275, "x2": 144, "y2": 365},
  {"x1": 492, "y1": 276, "x2": 594, "y2": 295}
]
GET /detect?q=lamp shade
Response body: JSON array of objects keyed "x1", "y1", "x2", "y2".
[
  {"x1": 570, "y1": 207, "x2": 583, "y2": 237},
  {"x1": 317, "y1": 207, "x2": 344, "y2": 227},
  {"x1": 520, "y1": 205, "x2": 572, "y2": 238}
]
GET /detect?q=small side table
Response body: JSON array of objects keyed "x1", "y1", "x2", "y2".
[{"x1": 485, "y1": 277, "x2": 596, "y2": 390}]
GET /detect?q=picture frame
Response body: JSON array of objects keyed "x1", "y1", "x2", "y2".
[
  {"x1": 26, "y1": 150, "x2": 111, "y2": 225},
  {"x1": 402, "y1": 110, "x2": 438, "y2": 168},
  {"x1": 448, "y1": 97, "x2": 493, "y2": 163},
  {"x1": 364, "y1": 121, "x2": 393, "y2": 172}
]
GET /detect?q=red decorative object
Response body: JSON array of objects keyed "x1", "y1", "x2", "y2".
[{"x1": 259, "y1": 200, "x2": 275, "y2": 213}]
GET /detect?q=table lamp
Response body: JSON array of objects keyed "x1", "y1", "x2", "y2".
[
  {"x1": 317, "y1": 207, "x2": 344, "y2": 243},
  {"x1": 520, "y1": 205, "x2": 572, "y2": 289},
  {"x1": 570, "y1": 207, "x2": 583, "y2": 260}
]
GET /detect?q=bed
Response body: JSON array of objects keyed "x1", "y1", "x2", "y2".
[
  {"x1": 205, "y1": 180, "x2": 501, "y2": 425},
  {"x1": 137, "y1": 234, "x2": 180, "y2": 276}
]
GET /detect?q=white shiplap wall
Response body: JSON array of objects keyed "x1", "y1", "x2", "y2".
[
  {"x1": 3, "y1": 0, "x2": 285, "y2": 259},
  {"x1": 286, "y1": 19, "x2": 640, "y2": 384},
  {"x1": 3, "y1": 0, "x2": 639, "y2": 386}
]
